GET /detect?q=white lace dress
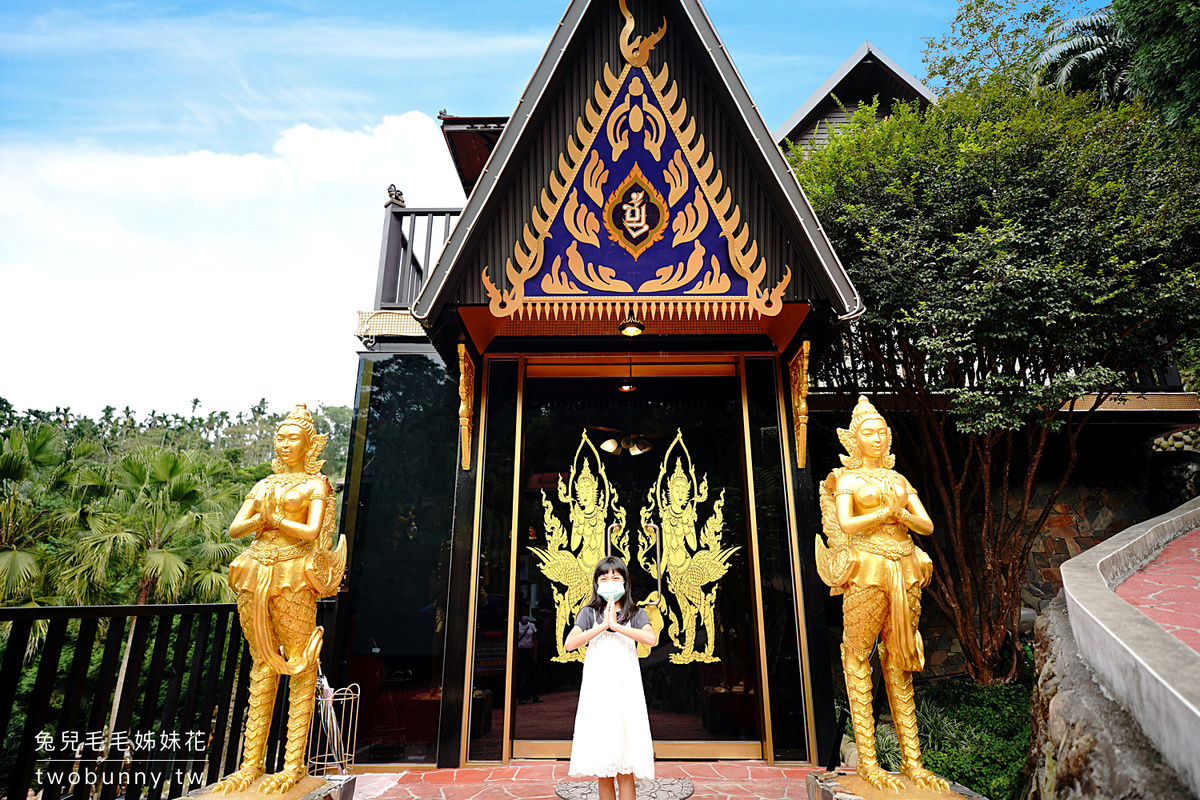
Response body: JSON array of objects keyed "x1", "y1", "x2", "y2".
[{"x1": 567, "y1": 606, "x2": 655, "y2": 780}]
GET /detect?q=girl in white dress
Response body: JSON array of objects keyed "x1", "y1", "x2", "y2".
[{"x1": 565, "y1": 556, "x2": 657, "y2": 800}]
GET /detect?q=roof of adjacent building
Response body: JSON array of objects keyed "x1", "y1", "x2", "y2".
[
  {"x1": 773, "y1": 41, "x2": 935, "y2": 147},
  {"x1": 439, "y1": 114, "x2": 507, "y2": 196}
]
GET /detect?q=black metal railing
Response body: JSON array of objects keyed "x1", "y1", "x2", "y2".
[
  {"x1": 374, "y1": 207, "x2": 461, "y2": 309},
  {"x1": 0, "y1": 603, "x2": 326, "y2": 800}
]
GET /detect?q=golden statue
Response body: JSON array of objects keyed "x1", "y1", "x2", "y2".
[
  {"x1": 530, "y1": 430, "x2": 627, "y2": 663},
  {"x1": 640, "y1": 430, "x2": 738, "y2": 664},
  {"x1": 816, "y1": 397, "x2": 948, "y2": 792},
  {"x1": 214, "y1": 405, "x2": 346, "y2": 795}
]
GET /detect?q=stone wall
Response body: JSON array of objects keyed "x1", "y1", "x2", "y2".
[{"x1": 1024, "y1": 594, "x2": 1194, "y2": 800}]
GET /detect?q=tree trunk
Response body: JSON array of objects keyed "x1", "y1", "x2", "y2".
[{"x1": 108, "y1": 580, "x2": 151, "y2": 734}]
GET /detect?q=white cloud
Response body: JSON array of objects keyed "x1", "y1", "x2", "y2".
[
  {"x1": 0, "y1": 11, "x2": 546, "y2": 62},
  {"x1": 0, "y1": 111, "x2": 465, "y2": 418}
]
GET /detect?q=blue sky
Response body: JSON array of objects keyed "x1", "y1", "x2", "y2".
[
  {"x1": 0, "y1": 0, "x2": 957, "y2": 418},
  {"x1": 0, "y1": 0, "x2": 952, "y2": 154}
]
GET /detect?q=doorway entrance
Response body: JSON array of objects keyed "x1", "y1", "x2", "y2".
[
  {"x1": 462, "y1": 356, "x2": 815, "y2": 764},
  {"x1": 513, "y1": 373, "x2": 760, "y2": 759}
]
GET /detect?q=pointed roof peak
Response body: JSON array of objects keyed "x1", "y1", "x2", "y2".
[
  {"x1": 413, "y1": 0, "x2": 863, "y2": 329},
  {"x1": 774, "y1": 41, "x2": 935, "y2": 147}
]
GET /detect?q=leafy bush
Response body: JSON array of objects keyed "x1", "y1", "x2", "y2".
[
  {"x1": 917, "y1": 677, "x2": 1033, "y2": 800},
  {"x1": 874, "y1": 724, "x2": 902, "y2": 771}
]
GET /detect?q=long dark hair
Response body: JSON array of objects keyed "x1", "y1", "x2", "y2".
[{"x1": 586, "y1": 555, "x2": 637, "y2": 625}]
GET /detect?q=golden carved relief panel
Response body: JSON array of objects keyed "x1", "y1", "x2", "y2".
[{"x1": 530, "y1": 428, "x2": 739, "y2": 665}]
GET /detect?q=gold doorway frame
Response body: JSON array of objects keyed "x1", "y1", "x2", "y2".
[{"x1": 460, "y1": 352, "x2": 817, "y2": 766}]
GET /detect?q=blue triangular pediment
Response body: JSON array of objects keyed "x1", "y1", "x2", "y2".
[{"x1": 414, "y1": 0, "x2": 861, "y2": 324}]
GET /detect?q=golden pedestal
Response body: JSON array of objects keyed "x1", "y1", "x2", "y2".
[
  {"x1": 190, "y1": 774, "x2": 355, "y2": 800},
  {"x1": 806, "y1": 770, "x2": 986, "y2": 800}
]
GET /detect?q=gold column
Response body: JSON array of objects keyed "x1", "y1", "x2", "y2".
[
  {"x1": 459, "y1": 344, "x2": 476, "y2": 471},
  {"x1": 788, "y1": 341, "x2": 811, "y2": 469},
  {"x1": 459, "y1": 358, "x2": 492, "y2": 766},
  {"x1": 774, "y1": 357, "x2": 819, "y2": 763}
]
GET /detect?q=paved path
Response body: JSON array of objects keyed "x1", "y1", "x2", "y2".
[
  {"x1": 356, "y1": 761, "x2": 817, "y2": 800},
  {"x1": 1115, "y1": 527, "x2": 1200, "y2": 654}
]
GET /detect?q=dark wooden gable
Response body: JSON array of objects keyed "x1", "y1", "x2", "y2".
[
  {"x1": 774, "y1": 42, "x2": 935, "y2": 151},
  {"x1": 413, "y1": 0, "x2": 861, "y2": 340}
]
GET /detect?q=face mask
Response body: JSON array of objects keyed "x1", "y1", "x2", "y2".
[{"x1": 598, "y1": 583, "x2": 625, "y2": 602}]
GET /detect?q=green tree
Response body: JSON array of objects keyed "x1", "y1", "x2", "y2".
[
  {"x1": 922, "y1": 0, "x2": 1063, "y2": 91},
  {"x1": 0, "y1": 425, "x2": 97, "y2": 605},
  {"x1": 1032, "y1": 7, "x2": 1134, "y2": 101},
  {"x1": 313, "y1": 404, "x2": 353, "y2": 481},
  {"x1": 70, "y1": 447, "x2": 243, "y2": 604},
  {"x1": 790, "y1": 83, "x2": 1200, "y2": 681},
  {"x1": 1114, "y1": 0, "x2": 1200, "y2": 128}
]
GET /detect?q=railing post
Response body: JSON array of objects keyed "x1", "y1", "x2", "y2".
[{"x1": 8, "y1": 619, "x2": 68, "y2": 800}]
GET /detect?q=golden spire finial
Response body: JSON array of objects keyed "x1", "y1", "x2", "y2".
[{"x1": 619, "y1": 0, "x2": 667, "y2": 68}]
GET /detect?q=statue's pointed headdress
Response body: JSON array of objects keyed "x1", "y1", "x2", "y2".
[
  {"x1": 836, "y1": 395, "x2": 894, "y2": 469},
  {"x1": 272, "y1": 404, "x2": 329, "y2": 475},
  {"x1": 576, "y1": 458, "x2": 598, "y2": 497},
  {"x1": 667, "y1": 457, "x2": 691, "y2": 503}
]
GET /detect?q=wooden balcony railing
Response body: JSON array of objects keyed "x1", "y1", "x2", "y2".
[
  {"x1": 373, "y1": 207, "x2": 461, "y2": 310},
  {"x1": 0, "y1": 602, "x2": 333, "y2": 799}
]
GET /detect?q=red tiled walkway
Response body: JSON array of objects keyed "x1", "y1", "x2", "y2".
[
  {"x1": 1115, "y1": 527, "x2": 1200, "y2": 653},
  {"x1": 357, "y1": 761, "x2": 817, "y2": 800}
]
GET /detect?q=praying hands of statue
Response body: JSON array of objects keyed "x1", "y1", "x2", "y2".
[{"x1": 229, "y1": 488, "x2": 266, "y2": 539}]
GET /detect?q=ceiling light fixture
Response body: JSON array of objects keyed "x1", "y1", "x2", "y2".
[
  {"x1": 618, "y1": 359, "x2": 637, "y2": 392},
  {"x1": 619, "y1": 314, "x2": 645, "y2": 337}
]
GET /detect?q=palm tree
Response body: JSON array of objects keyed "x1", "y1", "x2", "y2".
[
  {"x1": 0, "y1": 425, "x2": 95, "y2": 605},
  {"x1": 70, "y1": 447, "x2": 242, "y2": 604},
  {"x1": 1032, "y1": 7, "x2": 1135, "y2": 102}
]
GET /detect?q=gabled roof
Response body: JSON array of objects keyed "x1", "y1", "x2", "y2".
[
  {"x1": 773, "y1": 41, "x2": 935, "y2": 147},
  {"x1": 412, "y1": 0, "x2": 864, "y2": 325}
]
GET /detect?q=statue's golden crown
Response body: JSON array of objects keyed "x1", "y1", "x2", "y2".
[
  {"x1": 850, "y1": 395, "x2": 882, "y2": 426},
  {"x1": 836, "y1": 395, "x2": 895, "y2": 469},
  {"x1": 668, "y1": 458, "x2": 690, "y2": 497},
  {"x1": 576, "y1": 459, "x2": 597, "y2": 490}
]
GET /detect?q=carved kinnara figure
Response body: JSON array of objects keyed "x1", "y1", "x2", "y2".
[
  {"x1": 531, "y1": 431, "x2": 627, "y2": 663},
  {"x1": 214, "y1": 405, "x2": 345, "y2": 794},
  {"x1": 816, "y1": 396, "x2": 949, "y2": 792},
  {"x1": 640, "y1": 430, "x2": 736, "y2": 664}
]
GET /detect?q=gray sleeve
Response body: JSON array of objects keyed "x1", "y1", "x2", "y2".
[
  {"x1": 574, "y1": 606, "x2": 594, "y2": 630},
  {"x1": 631, "y1": 608, "x2": 650, "y2": 629}
]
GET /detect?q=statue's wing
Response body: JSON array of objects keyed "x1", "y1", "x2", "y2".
[
  {"x1": 818, "y1": 470, "x2": 844, "y2": 542},
  {"x1": 815, "y1": 469, "x2": 856, "y2": 590},
  {"x1": 530, "y1": 547, "x2": 586, "y2": 587},
  {"x1": 814, "y1": 534, "x2": 837, "y2": 587},
  {"x1": 688, "y1": 546, "x2": 739, "y2": 584}
]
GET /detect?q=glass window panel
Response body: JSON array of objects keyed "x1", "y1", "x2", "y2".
[
  {"x1": 340, "y1": 351, "x2": 459, "y2": 764},
  {"x1": 512, "y1": 375, "x2": 760, "y2": 744},
  {"x1": 745, "y1": 357, "x2": 809, "y2": 761},
  {"x1": 467, "y1": 361, "x2": 519, "y2": 762}
]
